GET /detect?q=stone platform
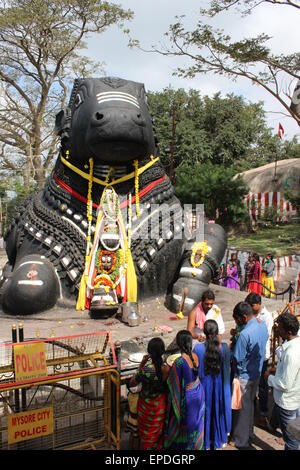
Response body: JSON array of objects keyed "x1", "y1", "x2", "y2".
[{"x1": 0, "y1": 249, "x2": 285, "y2": 353}]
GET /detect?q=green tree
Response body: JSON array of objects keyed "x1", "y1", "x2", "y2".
[
  {"x1": 156, "y1": 1, "x2": 300, "y2": 126},
  {"x1": 0, "y1": 0, "x2": 133, "y2": 190},
  {"x1": 148, "y1": 87, "x2": 207, "y2": 171},
  {"x1": 174, "y1": 162, "x2": 248, "y2": 227},
  {"x1": 148, "y1": 87, "x2": 291, "y2": 172}
]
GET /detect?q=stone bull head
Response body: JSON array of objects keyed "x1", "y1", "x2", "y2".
[{"x1": 55, "y1": 77, "x2": 158, "y2": 164}]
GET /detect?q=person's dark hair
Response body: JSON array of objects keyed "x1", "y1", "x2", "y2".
[
  {"x1": 253, "y1": 253, "x2": 260, "y2": 262},
  {"x1": 233, "y1": 301, "x2": 253, "y2": 319},
  {"x1": 277, "y1": 312, "x2": 299, "y2": 336},
  {"x1": 245, "y1": 293, "x2": 261, "y2": 306},
  {"x1": 176, "y1": 330, "x2": 198, "y2": 376},
  {"x1": 201, "y1": 289, "x2": 215, "y2": 302},
  {"x1": 203, "y1": 320, "x2": 221, "y2": 376},
  {"x1": 267, "y1": 253, "x2": 273, "y2": 260},
  {"x1": 147, "y1": 337, "x2": 165, "y2": 383}
]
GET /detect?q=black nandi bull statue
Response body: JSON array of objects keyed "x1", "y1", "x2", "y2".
[{"x1": 1, "y1": 77, "x2": 226, "y2": 316}]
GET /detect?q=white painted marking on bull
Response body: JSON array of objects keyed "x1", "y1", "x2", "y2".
[
  {"x1": 172, "y1": 294, "x2": 195, "y2": 306},
  {"x1": 19, "y1": 261, "x2": 44, "y2": 268},
  {"x1": 96, "y1": 92, "x2": 140, "y2": 109},
  {"x1": 180, "y1": 267, "x2": 203, "y2": 276},
  {"x1": 184, "y1": 298, "x2": 195, "y2": 305},
  {"x1": 96, "y1": 97, "x2": 140, "y2": 109},
  {"x1": 18, "y1": 280, "x2": 44, "y2": 286},
  {"x1": 97, "y1": 91, "x2": 139, "y2": 104},
  {"x1": 55, "y1": 268, "x2": 63, "y2": 299},
  {"x1": 62, "y1": 216, "x2": 86, "y2": 238}
]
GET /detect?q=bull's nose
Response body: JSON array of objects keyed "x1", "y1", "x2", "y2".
[{"x1": 92, "y1": 109, "x2": 146, "y2": 127}]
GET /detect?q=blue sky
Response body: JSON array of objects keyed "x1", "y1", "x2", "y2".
[{"x1": 87, "y1": 0, "x2": 300, "y2": 141}]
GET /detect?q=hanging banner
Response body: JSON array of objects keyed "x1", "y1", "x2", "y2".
[
  {"x1": 13, "y1": 342, "x2": 47, "y2": 382},
  {"x1": 7, "y1": 406, "x2": 54, "y2": 445}
]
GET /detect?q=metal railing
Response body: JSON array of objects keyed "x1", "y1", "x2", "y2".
[
  {"x1": 215, "y1": 275, "x2": 295, "y2": 302},
  {"x1": 0, "y1": 327, "x2": 120, "y2": 450}
]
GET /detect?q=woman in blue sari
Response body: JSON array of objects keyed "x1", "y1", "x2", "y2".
[
  {"x1": 194, "y1": 320, "x2": 232, "y2": 450},
  {"x1": 164, "y1": 330, "x2": 205, "y2": 450}
]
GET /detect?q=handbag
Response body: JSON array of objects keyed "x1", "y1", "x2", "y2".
[{"x1": 231, "y1": 377, "x2": 242, "y2": 410}]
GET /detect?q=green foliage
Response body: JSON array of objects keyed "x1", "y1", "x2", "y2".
[
  {"x1": 148, "y1": 87, "x2": 299, "y2": 173},
  {"x1": 228, "y1": 223, "x2": 300, "y2": 257},
  {"x1": 174, "y1": 162, "x2": 248, "y2": 226},
  {"x1": 0, "y1": 177, "x2": 37, "y2": 230},
  {"x1": 284, "y1": 189, "x2": 300, "y2": 212}
]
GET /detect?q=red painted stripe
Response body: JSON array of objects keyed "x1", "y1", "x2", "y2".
[
  {"x1": 257, "y1": 192, "x2": 261, "y2": 218},
  {"x1": 264, "y1": 192, "x2": 269, "y2": 216},
  {"x1": 53, "y1": 172, "x2": 166, "y2": 209},
  {"x1": 54, "y1": 172, "x2": 98, "y2": 208}
]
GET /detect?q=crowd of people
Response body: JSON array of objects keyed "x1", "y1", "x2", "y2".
[
  {"x1": 127, "y1": 289, "x2": 300, "y2": 451},
  {"x1": 220, "y1": 252, "x2": 276, "y2": 298}
]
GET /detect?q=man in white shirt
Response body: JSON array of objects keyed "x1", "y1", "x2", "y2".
[
  {"x1": 245, "y1": 293, "x2": 273, "y2": 428},
  {"x1": 265, "y1": 311, "x2": 300, "y2": 450}
]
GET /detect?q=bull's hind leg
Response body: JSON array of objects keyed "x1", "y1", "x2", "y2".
[
  {"x1": 166, "y1": 223, "x2": 227, "y2": 315},
  {"x1": 2, "y1": 254, "x2": 60, "y2": 315}
]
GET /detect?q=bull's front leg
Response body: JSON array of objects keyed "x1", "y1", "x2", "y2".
[{"x1": 165, "y1": 223, "x2": 227, "y2": 315}]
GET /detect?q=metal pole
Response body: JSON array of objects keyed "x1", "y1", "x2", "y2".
[
  {"x1": 114, "y1": 341, "x2": 121, "y2": 373},
  {"x1": 18, "y1": 323, "x2": 27, "y2": 411},
  {"x1": 289, "y1": 281, "x2": 293, "y2": 303},
  {"x1": 12, "y1": 324, "x2": 20, "y2": 413}
]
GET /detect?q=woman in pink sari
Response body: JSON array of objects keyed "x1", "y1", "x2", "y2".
[{"x1": 247, "y1": 253, "x2": 262, "y2": 295}]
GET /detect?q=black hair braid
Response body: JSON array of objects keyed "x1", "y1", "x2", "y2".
[
  {"x1": 151, "y1": 355, "x2": 163, "y2": 383},
  {"x1": 180, "y1": 344, "x2": 198, "y2": 377},
  {"x1": 203, "y1": 320, "x2": 221, "y2": 376},
  {"x1": 176, "y1": 330, "x2": 198, "y2": 377},
  {"x1": 147, "y1": 337, "x2": 166, "y2": 384}
]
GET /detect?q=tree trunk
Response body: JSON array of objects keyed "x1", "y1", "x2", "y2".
[{"x1": 23, "y1": 157, "x2": 31, "y2": 193}]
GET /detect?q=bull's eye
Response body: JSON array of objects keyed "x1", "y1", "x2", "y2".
[{"x1": 74, "y1": 93, "x2": 83, "y2": 108}]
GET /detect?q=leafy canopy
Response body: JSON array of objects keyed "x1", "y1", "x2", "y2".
[{"x1": 174, "y1": 162, "x2": 248, "y2": 226}]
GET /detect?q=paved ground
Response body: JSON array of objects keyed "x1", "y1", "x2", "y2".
[{"x1": 0, "y1": 249, "x2": 288, "y2": 450}]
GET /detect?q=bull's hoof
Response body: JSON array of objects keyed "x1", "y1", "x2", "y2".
[{"x1": 2, "y1": 255, "x2": 60, "y2": 315}]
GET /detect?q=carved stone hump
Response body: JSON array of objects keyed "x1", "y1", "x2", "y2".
[{"x1": 56, "y1": 77, "x2": 158, "y2": 165}]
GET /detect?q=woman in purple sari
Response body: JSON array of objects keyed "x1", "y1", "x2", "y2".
[
  {"x1": 224, "y1": 259, "x2": 239, "y2": 290},
  {"x1": 164, "y1": 330, "x2": 205, "y2": 450}
]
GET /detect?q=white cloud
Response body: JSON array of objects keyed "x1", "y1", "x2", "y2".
[{"x1": 87, "y1": 0, "x2": 300, "y2": 139}]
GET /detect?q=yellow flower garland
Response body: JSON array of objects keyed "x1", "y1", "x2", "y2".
[
  {"x1": 190, "y1": 241, "x2": 209, "y2": 276},
  {"x1": 133, "y1": 159, "x2": 140, "y2": 218},
  {"x1": 85, "y1": 157, "x2": 94, "y2": 274}
]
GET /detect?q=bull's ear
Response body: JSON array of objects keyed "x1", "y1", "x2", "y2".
[
  {"x1": 55, "y1": 108, "x2": 71, "y2": 139},
  {"x1": 55, "y1": 110, "x2": 66, "y2": 135}
]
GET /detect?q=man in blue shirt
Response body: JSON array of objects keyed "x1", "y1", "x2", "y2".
[{"x1": 231, "y1": 301, "x2": 268, "y2": 449}]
